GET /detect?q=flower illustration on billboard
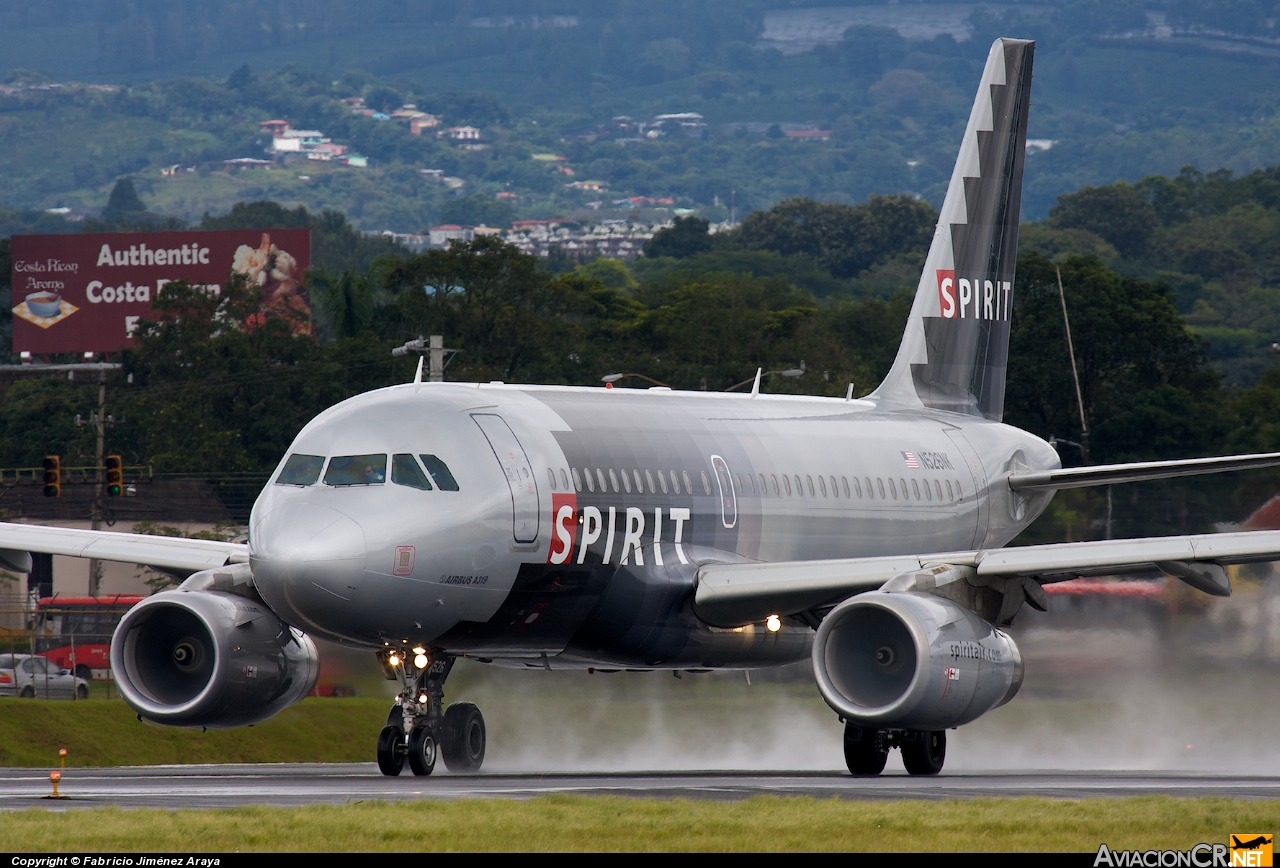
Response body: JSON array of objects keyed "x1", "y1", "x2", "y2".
[{"x1": 232, "y1": 233, "x2": 312, "y2": 333}]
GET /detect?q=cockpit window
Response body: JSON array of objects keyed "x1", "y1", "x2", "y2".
[
  {"x1": 324, "y1": 454, "x2": 387, "y2": 486},
  {"x1": 392, "y1": 454, "x2": 433, "y2": 490},
  {"x1": 276, "y1": 454, "x2": 324, "y2": 486},
  {"x1": 420, "y1": 454, "x2": 459, "y2": 491}
]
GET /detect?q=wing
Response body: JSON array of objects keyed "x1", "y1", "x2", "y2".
[
  {"x1": 0, "y1": 521, "x2": 248, "y2": 576},
  {"x1": 693, "y1": 530, "x2": 1280, "y2": 627}
]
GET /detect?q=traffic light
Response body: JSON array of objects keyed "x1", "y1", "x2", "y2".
[
  {"x1": 105, "y1": 455, "x2": 123, "y2": 497},
  {"x1": 42, "y1": 456, "x2": 60, "y2": 498}
]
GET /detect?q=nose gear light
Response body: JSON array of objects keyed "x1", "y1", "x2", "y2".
[{"x1": 766, "y1": 615, "x2": 781, "y2": 632}]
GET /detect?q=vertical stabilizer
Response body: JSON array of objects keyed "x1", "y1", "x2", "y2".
[{"x1": 870, "y1": 38, "x2": 1034, "y2": 421}]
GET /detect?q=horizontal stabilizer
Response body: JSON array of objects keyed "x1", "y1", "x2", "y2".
[
  {"x1": 0, "y1": 522, "x2": 248, "y2": 574},
  {"x1": 693, "y1": 529, "x2": 1280, "y2": 626},
  {"x1": 1007, "y1": 451, "x2": 1280, "y2": 492}
]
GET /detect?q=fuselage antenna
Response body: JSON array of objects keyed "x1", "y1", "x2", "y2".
[
  {"x1": 413, "y1": 356, "x2": 424, "y2": 389},
  {"x1": 749, "y1": 368, "x2": 762, "y2": 397}
]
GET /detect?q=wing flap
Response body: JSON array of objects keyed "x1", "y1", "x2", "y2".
[
  {"x1": 0, "y1": 522, "x2": 248, "y2": 573},
  {"x1": 694, "y1": 552, "x2": 977, "y2": 627}
]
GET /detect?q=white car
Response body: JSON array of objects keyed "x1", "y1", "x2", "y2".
[{"x1": 0, "y1": 653, "x2": 90, "y2": 700}]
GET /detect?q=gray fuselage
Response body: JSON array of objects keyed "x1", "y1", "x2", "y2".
[{"x1": 248, "y1": 382, "x2": 1059, "y2": 669}]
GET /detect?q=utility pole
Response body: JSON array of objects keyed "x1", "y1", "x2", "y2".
[
  {"x1": 429, "y1": 335, "x2": 445, "y2": 382},
  {"x1": 1055, "y1": 266, "x2": 1089, "y2": 466},
  {"x1": 1055, "y1": 266, "x2": 1110, "y2": 539},
  {"x1": 88, "y1": 365, "x2": 106, "y2": 597}
]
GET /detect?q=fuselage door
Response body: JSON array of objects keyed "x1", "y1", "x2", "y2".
[
  {"x1": 710, "y1": 454, "x2": 738, "y2": 529},
  {"x1": 473, "y1": 414, "x2": 540, "y2": 544}
]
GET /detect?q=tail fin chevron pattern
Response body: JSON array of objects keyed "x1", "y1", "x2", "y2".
[{"x1": 872, "y1": 38, "x2": 1035, "y2": 421}]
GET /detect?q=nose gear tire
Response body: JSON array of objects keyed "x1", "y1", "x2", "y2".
[
  {"x1": 377, "y1": 725, "x2": 405, "y2": 776},
  {"x1": 901, "y1": 729, "x2": 946, "y2": 775},
  {"x1": 407, "y1": 725, "x2": 438, "y2": 776},
  {"x1": 843, "y1": 725, "x2": 888, "y2": 776},
  {"x1": 441, "y1": 701, "x2": 486, "y2": 772}
]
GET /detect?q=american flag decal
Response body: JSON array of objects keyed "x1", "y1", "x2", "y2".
[{"x1": 902, "y1": 451, "x2": 920, "y2": 469}]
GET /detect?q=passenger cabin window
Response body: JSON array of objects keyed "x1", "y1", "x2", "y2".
[
  {"x1": 633, "y1": 469, "x2": 644, "y2": 492},
  {"x1": 701, "y1": 471, "x2": 712, "y2": 495},
  {"x1": 682, "y1": 471, "x2": 693, "y2": 495},
  {"x1": 546, "y1": 468, "x2": 557, "y2": 490},
  {"x1": 392, "y1": 454, "x2": 433, "y2": 490},
  {"x1": 646, "y1": 470, "x2": 657, "y2": 493},
  {"x1": 573, "y1": 467, "x2": 583, "y2": 492},
  {"x1": 783, "y1": 475, "x2": 792, "y2": 496},
  {"x1": 325, "y1": 454, "x2": 386, "y2": 486},
  {"x1": 277, "y1": 453, "x2": 324, "y2": 486},
  {"x1": 420, "y1": 454, "x2": 460, "y2": 491},
  {"x1": 658, "y1": 471, "x2": 668, "y2": 494}
]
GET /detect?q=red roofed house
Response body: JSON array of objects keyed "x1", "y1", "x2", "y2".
[{"x1": 259, "y1": 119, "x2": 291, "y2": 135}]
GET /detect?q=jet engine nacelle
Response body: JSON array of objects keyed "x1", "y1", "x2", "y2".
[
  {"x1": 812, "y1": 590, "x2": 1023, "y2": 730},
  {"x1": 110, "y1": 564, "x2": 319, "y2": 728}
]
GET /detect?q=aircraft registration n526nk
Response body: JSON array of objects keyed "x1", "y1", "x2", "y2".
[{"x1": 5, "y1": 37, "x2": 1280, "y2": 777}]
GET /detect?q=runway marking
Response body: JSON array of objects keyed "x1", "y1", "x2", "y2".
[{"x1": 1, "y1": 765, "x2": 1280, "y2": 809}]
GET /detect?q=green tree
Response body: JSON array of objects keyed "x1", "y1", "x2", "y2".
[
  {"x1": 226, "y1": 64, "x2": 254, "y2": 90},
  {"x1": 1049, "y1": 183, "x2": 1159, "y2": 258},
  {"x1": 382, "y1": 236, "x2": 639, "y2": 384},
  {"x1": 1004, "y1": 253, "x2": 1224, "y2": 464},
  {"x1": 730, "y1": 195, "x2": 935, "y2": 279},
  {"x1": 438, "y1": 196, "x2": 516, "y2": 230},
  {"x1": 642, "y1": 216, "x2": 715, "y2": 259},
  {"x1": 101, "y1": 177, "x2": 147, "y2": 222}
]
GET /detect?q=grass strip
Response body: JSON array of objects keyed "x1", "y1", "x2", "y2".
[
  {"x1": 2, "y1": 796, "x2": 1278, "y2": 852},
  {"x1": 0, "y1": 699, "x2": 387, "y2": 767}
]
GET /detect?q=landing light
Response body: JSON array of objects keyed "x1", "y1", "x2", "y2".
[
  {"x1": 413, "y1": 653, "x2": 429, "y2": 669},
  {"x1": 766, "y1": 615, "x2": 781, "y2": 632},
  {"x1": 388, "y1": 653, "x2": 401, "y2": 666},
  {"x1": 418, "y1": 693, "x2": 429, "y2": 704},
  {"x1": 412, "y1": 646, "x2": 426, "y2": 655}
]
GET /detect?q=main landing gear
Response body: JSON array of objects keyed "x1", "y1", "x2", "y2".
[
  {"x1": 844, "y1": 724, "x2": 946, "y2": 776},
  {"x1": 376, "y1": 652, "x2": 487, "y2": 777}
]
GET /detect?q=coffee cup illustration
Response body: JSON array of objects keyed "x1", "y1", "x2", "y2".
[{"x1": 25, "y1": 292, "x2": 63, "y2": 317}]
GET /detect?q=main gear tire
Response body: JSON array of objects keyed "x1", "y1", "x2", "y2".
[
  {"x1": 407, "y1": 725, "x2": 438, "y2": 776},
  {"x1": 376, "y1": 725, "x2": 405, "y2": 776},
  {"x1": 843, "y1": 725, "x2": 888, "y2": 776},
  {"x1": 901, "y1": 730, "x2": 946, "y2": 776},
  {"x1": 441, "y1": 701, "x2": 486, "y2": 773}
]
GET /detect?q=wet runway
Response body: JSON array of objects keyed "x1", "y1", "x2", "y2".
[{"x1": 3, "y1": 764, "x2": 1280, "y2": 809}]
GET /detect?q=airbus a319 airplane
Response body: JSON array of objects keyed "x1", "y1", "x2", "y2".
[{"x1": 6, "y1": 37, "x2": 1280, "y2": 777}]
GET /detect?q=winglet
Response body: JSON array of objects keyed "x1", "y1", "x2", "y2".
[{"x1": 750, "y1": 367, "x2": 762, "y2": 397}]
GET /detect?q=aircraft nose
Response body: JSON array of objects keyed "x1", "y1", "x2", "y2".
[{"x1": 250, "y1": 504, "x2": 368, "y2": 631}]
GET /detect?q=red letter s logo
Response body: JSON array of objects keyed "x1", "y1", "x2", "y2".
[
  {"x1": 936, "y1": 270, "x2": 956, "y2": 318},
  {"x1": 547, "y1": 493, "x2": 578, "y2": 564}
]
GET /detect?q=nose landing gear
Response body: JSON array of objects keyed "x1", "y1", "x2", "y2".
[{"x1": 374, "y1": 651, "x2": 487, "y2": 777}]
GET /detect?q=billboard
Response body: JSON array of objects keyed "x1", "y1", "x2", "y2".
[{"x1": 10, "y1": 229, "x2": 311, "y2": 354}]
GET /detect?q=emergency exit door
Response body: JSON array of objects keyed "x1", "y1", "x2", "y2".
[{"x1": 472, "y1": 414, "x2": 540, "y2": 544}]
